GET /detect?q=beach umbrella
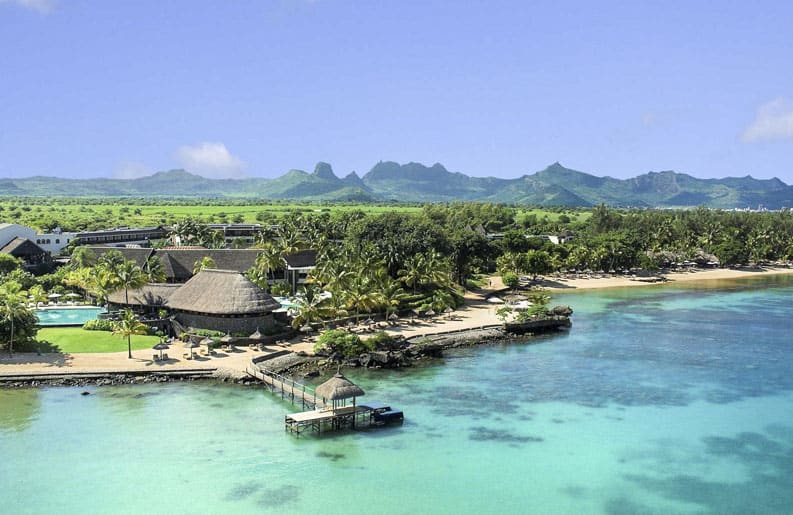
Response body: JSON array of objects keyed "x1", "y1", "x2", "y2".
[
  {"x1": 185, "y1": 340, "x2": 200, "y2": 358},
  {"x1": 388, "y1": 313, "x2": 399, "y2": 321},
  {"x1": 47, "y1": 293, "x2": 62, "y2": 299},
  {"x1": 300, "y1": 324, "x2": 313, "y2": 333},
  {"x1": 443, "y1": 306, "x2": 453, "y2": 318},
  {"x1": 200, "y1": 337, "x2": 215, "y2": 350},
  {"x1": 249, "y1": 328, "x2": 263, "y2": 340},
  {"x1": 152, "y1": 341, "x2": 169, "y2": 360},
  {"x1": 65, "y1": 293, "x2": 81, "y2": 298},
  {"x1": 425, "y1": 309, "x2": 436, "y2": 318},
  {"x1": 411, "y1": 308, "x2": 421, "y2": 319},
  {"x1": 220, "y1": 333, "x2": 236, "y2": 347},
  {"x1": 364, "y1": 318, "x2": 375, "y2": 325}
]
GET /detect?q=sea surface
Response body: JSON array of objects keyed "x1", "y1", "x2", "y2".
[{"x1": 2, "y1": 276, "x2": 793, "y2": 514}]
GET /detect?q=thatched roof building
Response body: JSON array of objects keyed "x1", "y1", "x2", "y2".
[
  {"x1": 316, "y1": 373, "x2": 365, "y2": 401},
  {"x1": 165, "y1": 269, "x2": 280, "y2": 333},
  {"x1": 107, "y1": 284, "x2": 180, "y2": 308},
  {"x1": 167, "y1": 269, "x2": 280, "y2": 315}
]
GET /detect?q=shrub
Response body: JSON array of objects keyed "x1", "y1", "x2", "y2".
[
  {"x1": 314, "y1": 329, "x2": 374, "y2": 358},
  {"x1": 192, "y1": 329, "x2": 224, "y2": 338},
  {"x1": 502, "y1": 272, "x2": 520, "y2": 291},
  {"x1": 82, "y1": 319, "x2": 115, "y2": 331},
  {"x1": 367, "y1": 331, "x2": 397, "y2": 350}
]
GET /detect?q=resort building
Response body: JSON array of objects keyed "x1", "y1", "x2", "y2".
[
  {"x1": 107, "y1": 269, "x2": 281, "y2": 334},
  {"x1": 0, "y1": 237, "x2": 50, "y2": 267},
  {"x1": 75, "y1": 226, "x2": 168, "y2": 247},
  {"x1": 0, "y1": 223, "x2": 77, "y2": 256},
  {"x1": 88, "y1": 247, "x2": 262, "y2": 282},
  {"x1": 284, "y1": 249, "x2": 318, "y2": 292},
  {"x1": 89, "y1": 246, "x2": 318, "y2": 293}
]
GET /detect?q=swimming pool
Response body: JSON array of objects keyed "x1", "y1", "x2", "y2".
[{"x1": 35, "y1": 307, "x2": 105, "y2": 326}]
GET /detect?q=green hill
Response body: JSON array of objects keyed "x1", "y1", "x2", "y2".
[{"x1": 1, "y1": 161, "x2": 791, "y2": 208}]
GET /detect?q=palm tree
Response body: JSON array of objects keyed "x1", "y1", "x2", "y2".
[
  {"x1": 113, "y1": 261, "x2": 147, "y2": 306},
  {"x1": 1, "y1": 282, "x2": 29, "y2": 357},
  {"x1": 97, "y1": 249, "x2": 125, "y2": 277},
  {"x1": 70, "y1": 246, "x2": 96, "y2": 269},
  {"x1": 144, "y1": 256, "x2": 166, "y2": 283},
  {"x1": 112, "y1": 309, "x2": 149, "y2": 359},
  {"x1": 289, "y1": 287, "x2": 333, "y2": 329},
  {"x1": 27, "y1": 284, "x2": 47, "y2": 310},
  {"x1": 256, "y1": 245, "x2": 285, "y2": 283},
  {"x1": 398, "y1": 254, "x2": 425, "y2": 293},
  {"x1": 378, "y1": 277, "x2": 407, "y2": 318},
  {"x1": 193, "y1": 256, "x2": 217, "y2": 275}
]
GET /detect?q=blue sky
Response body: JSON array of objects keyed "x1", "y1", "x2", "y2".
[{"x1": 1, "y1": 0, "x2": 792, "y2": 182}]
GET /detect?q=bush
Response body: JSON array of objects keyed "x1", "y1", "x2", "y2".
[
  {"x1": 367, "y1": 331, "x2": 398, "y2": 350},
  {"x1": 314, "y1": 329, "x2": 374, "y2": 358},
  {"x1": 192, "y1": 329, "x2": 225, "y2": 338},
  {"x1": 82, "y1": 319, "x2": 115, "y2": 331},
  {"x1": 502, "y1": 272, "x2": 520, "y2": 290}
]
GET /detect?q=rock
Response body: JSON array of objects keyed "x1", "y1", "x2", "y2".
[{"x1": 551, "y1": 305, "x2": 573, "y2": 317}]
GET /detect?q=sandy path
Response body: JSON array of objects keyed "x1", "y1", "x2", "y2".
[{"x1": 0, "y1": 343, "x2": 285, "y2": 376}]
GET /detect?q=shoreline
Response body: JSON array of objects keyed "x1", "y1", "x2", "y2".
[
  {"x1": 537, "y1": 265, "x2": 793, "y2": 292},
  {"x1": 3, "y1": 266, "x2": 791, "y2": 384}
]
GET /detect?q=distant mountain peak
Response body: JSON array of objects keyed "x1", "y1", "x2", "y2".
[{"x1": 312, "y1": 162, "x2": 337, "y2": 180}]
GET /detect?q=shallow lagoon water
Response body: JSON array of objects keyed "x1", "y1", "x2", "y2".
[{"x1": 2, "y1": 276, "x2": 793, "y2": 514}]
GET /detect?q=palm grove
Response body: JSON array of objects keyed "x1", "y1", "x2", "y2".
[{"x1": 4, "y1": 202, "x2": 793, "y2": 355}]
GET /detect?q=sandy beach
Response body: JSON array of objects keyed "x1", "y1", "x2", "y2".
[
  {"x1": 3, "y1": 266, "x2": 792, "y2": 378},
  {"x1": 538, "y1": 265, "x2": 793, "y2": 291}
]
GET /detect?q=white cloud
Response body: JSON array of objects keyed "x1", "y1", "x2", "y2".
[
  {"x1": 175, "y1": 142, "x2": 246, "y2": 179},
  {"x1": 0, "y1": 0, "x2": 57, "y2": 14},
  {"x1": 114, "y1": 161, "x2": 153, "y2": 179},
  {"x1": 742, "y1": 97, "x2": 793, "y2": 143}
]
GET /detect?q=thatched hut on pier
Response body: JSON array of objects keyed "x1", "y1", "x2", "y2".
[{"x1": 316, "y1": 373, "x2": 365, "y2": 412}]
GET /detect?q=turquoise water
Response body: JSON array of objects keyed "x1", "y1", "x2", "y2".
[
  {"x1": 3, "y1": 276, "x2": 793, "y2": 514},
  {"x1": 35, "y1": 307, "x2": 104, "y2": 326}
]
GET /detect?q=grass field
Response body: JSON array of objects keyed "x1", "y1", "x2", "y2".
[
  {"x1": 1, "y1": 197, "x2": 589, "y2": 233},
  {"x1": 1, "y1": 199, "x2": 423, "y2": 231},
  {"x1": 37, "y1": 327, "x2": 160, "y2": 353}
]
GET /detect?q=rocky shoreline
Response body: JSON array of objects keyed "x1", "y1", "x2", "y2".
[{"x1": 273, "y1": 311, "x2": 573, "y2": 376}]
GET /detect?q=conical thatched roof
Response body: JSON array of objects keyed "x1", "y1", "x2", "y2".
[
  {"x1": 166, "y1": 269, "x2": 280, "y2": 315},
  {"x1": 315, "y1": 373, "x2": 365, "y2": 400}
]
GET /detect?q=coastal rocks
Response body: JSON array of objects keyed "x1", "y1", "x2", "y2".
[{"x1": 550, "y1": 305, "x2": 574, "y2": 317}]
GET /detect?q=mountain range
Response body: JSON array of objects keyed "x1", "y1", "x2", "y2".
[{"x1": 1, "y1": 161, "x2": 791, "y2": 209}]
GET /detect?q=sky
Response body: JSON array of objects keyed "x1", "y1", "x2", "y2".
[{"x1": 1, "y1": 0, "x2": 792, "y2": 183}]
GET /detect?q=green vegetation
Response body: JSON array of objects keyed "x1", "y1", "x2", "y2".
[
  {"x1": 82, "y1": 319, "x2": 115, "y2": 331},
  {"x1": 313, "y1": 329, "x2": 374, "y2": 358},
  {"x1": 37, "y1": 327, "x2": 158, "y2": 353}
]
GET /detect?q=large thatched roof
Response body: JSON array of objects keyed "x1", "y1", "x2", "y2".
[
  {"x1": 107, "y1": 284, "x2": 180, "y2": 307},
  {"x1": 316, "y1": 373, "x2": 365, "y2": 400},
  {"x1": 86, "y1": 247, "x2": 261, "y2": 282},
  {"x1": 165, "y1": 269, "x2": 280, "y2": 315}
]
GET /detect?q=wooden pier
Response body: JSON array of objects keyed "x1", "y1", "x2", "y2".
[
  {"x1": 245, "y1": 363, "x2": 324, "y2": 410},
  {"x1": 245, "y1": 360, "x2": 403, "y2": 436}
]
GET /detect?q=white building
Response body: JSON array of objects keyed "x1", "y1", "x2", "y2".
[{"x1": 0, "y1": 223, "x2": 77, "y2": 256}]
